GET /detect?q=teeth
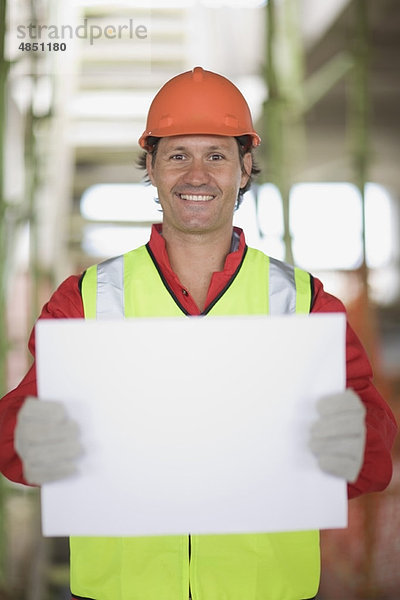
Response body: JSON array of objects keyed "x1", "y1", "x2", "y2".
[{"x1": 180, "y1": 194, "x2": 213, "y2": 202}]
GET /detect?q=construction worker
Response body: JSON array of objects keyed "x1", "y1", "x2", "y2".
[{"x1": 0, "y1": 67, "x2": 397, "y2": 600}]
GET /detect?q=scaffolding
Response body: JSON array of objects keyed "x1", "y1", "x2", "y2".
[{"x1": 262, "y1": 2, "x2": 398, "y2": 598}]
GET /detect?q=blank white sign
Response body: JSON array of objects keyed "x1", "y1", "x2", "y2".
[{"x1": 36, "y1": 314, "x2": 347, "y2": 537}]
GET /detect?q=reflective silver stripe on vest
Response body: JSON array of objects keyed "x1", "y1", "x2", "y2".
[
  {"x1": 97, "y1": 255, "x2": 124, "y2": 319},
  {"x1": 268, "y1": 257, "x2": 296, "y2": 315}
]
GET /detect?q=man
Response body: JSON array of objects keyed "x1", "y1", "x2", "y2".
[{"x1": 0, "y1": 67, "x2": 397, "y2": 600}]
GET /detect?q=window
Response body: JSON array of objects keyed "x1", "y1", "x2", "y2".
[
  {"x1": 80, "y1": 181, "x2": 396, "y2": 276},
  {"x1": 80, "y1": 183, "x2": 161, "y2": 257}
]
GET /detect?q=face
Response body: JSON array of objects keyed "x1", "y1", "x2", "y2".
[{"x1": 146, "y1": 135, "x2": 251, "y2": 238}]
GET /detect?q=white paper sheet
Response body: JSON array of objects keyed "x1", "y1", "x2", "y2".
[{"x1": 36, "y1": 314, "x2": 347, "y2": 537}]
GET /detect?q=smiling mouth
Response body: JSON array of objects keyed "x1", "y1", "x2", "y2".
[{"x1": 178, "y1": 193, "x2": 214, "y2": 202}]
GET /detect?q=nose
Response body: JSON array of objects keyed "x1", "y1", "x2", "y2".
[{"x1": 182, "y1": 157, "x2": 211, "y2": 186}]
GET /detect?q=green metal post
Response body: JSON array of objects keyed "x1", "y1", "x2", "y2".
[
  {"x1": 350, "y1": 0, "x2": 370, "y2": 290},
  {"x1": 264, "y1": 0, "x2": 293, "y2": 264},
  {"x1": 25, "y1": 0, "x2": 41, "y2": 327},
  {"x1": 25, "y1": 101, "x2": 41, "y2": 326},
  {"x1": 263, "y1": 0, "x2": 306, "y2": 265}
]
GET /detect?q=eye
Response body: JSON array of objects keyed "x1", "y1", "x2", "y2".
[
  {"x1": 209, "y1": 153, "x2": 224, "y2": 161},
  {"x1": 169, "y1": 153, "x2": 186, "y2": 161}
]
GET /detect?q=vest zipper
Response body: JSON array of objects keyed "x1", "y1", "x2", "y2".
[{"x1": 189, "y1": 534, "x2": 192, "y2": 599}]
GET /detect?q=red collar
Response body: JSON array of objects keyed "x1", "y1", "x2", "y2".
[{"x1": 147, "y1": 224, "x2": 247, "y2": 315}]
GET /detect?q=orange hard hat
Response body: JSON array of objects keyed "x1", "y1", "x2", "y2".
[{"x1": 138, "y1": 66, "x2": 261, "y2": 150}]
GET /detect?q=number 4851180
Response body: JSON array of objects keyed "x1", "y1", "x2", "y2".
[{"x1": 18, "y1": 42, "x2": 66, "y2": 51}]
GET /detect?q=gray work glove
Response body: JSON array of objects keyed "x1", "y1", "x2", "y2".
[
  {"x1": 309, "y1": 389, "x2": 366, "y2": 483},
  {"x1": 15, "y1": 397, "x2": 83, "y2": 485}
]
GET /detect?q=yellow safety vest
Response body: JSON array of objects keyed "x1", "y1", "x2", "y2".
[{"x1": 73, "y1": 243, "x2": 319, "y2": 600}]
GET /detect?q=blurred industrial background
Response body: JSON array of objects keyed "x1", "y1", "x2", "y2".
[{"x1": 0, "y1": 0, "x2": 399, "y2": 598}]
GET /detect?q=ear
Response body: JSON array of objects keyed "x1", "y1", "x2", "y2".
[
  {"x1": 240, "y1": 152, "x2": 252, "y2": 188},
  {"x1": 146, "y1": 152, "x2": 156, "y2": 186}
]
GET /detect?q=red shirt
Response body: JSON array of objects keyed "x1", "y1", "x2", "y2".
[{"x1": 0, "y1": 225, "x2": 397, "y2": 498}]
